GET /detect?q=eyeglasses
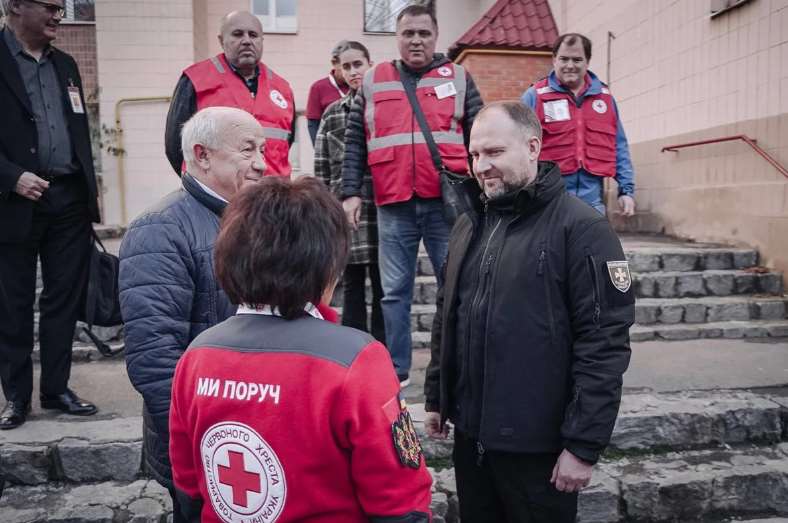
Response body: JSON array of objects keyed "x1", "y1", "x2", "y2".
[{"x1": 26, "y1": 0, "x2": 66, "y2": 18}]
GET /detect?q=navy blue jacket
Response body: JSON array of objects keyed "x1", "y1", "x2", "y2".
[{"x1": 119, "y1": 174, "x2": 235, "y2": 488}]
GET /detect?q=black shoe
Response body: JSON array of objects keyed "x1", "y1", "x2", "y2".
[
  {"x1": 40, "y1": 389, "x2": 97, "y2": 416},
  {"x1": 0, "y1": 401, "x2": 31, "y2": 430}
]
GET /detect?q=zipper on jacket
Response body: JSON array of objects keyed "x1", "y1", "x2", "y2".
[
  {"x1": 538, "y1": 244, "x2": 557, "y2": 344},
  {"x1": 463, "y1": 214, "x2": 503, "y2": 446},
  {"x1": 568, "y1": 385, "x2": 582, "y2": 431},
  {"x1": 586, "y1": 252, "x2": 601, "y2": 327},
  {"x1": 476, "y1": 440, "x2": 485, "y2": 466}
]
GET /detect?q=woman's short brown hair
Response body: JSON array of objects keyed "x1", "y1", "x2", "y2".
[{"x1": 214, "y1": 177, "x2": 349, "y2": 319}]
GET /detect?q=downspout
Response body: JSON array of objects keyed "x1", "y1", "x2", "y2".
[{"x1": 113, "y1": 96, "x2": 171, "y2": 224}]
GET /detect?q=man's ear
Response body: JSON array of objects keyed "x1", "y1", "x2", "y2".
[
  {"x1": 528, "y1": 135, "x2": 542, "y2": 162},
  {"x1": 217, "y1": 33, "x2": 224, "y2": 50},
  {"x1": 194, "y1": 144, "x2": 211, "y2": 169}
]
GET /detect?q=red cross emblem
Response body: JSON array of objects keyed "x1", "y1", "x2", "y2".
[{"x1": 218, "y1": 450, "x2": 262, "y2": 508}]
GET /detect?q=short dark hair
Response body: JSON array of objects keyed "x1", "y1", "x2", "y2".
[
  {"x1": 477, "y1": 101, "x2": 542, "y2": 141},
  {"x1": 552, "y1": 33, "x2": 592, "y2": 61},
  {"x1": 214, "y1": 177, "x2": 349, "y2": 320},
  {"x1": 338, "y1": 40, "x2": 371, "y2": 63},
  {"x1": 396, "y1": 3, "x2": 438, "y2": 29}
]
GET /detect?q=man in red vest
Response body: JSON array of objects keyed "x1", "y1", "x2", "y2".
[
  {"x1": 522, "y1": 33, "x2": 636, "y2": 217},
  {"x1": 341, "y1": 4, "x2": 483, "y2": 386},
  {"x1": 165, "y1": 11, "x2": 295, "y2": 177}
]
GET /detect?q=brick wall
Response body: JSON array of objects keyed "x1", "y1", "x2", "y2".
[
  {"x1": 458, "y1": 51, "x2": 553, "y2": 102},
  {"x1": 55, "y1": 24, "x2": 98, "y2": 101}
]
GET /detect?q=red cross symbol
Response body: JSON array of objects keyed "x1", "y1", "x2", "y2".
[{"x1": 218, "y1": 450, "x2": 262, "y2": 508}]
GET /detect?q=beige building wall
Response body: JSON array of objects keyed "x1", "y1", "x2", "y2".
[
  {"x1": 550, "y1": 0, "x2": 788, "y2": 275},
  {"x1": 96, "y1": 0, "x2": 196, "y2": 225},
  {"x1": 97, "y1": 0, "x2": 492, "y2": 225}
]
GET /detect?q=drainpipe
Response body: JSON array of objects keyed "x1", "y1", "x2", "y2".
[
  {"x1": 606, "y1": 31, "x2": 616, "y2": 86},
  {"x1": 113, "y1": 96, "x2": 171, "y2": 224}
]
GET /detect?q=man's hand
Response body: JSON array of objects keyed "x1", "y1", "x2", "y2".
[
  {"x1": 617, "y1": 195, "x2": 635, "y2": 217},
  {"x1": 550, "y1": 449, "x2": 593, "y2": 493},
  {"x1": 14, "y1": 172, "x2": 49, "y2": 202},
  {"x1": 342, "y1": 196, "x2": 362, "y2": 231},
  {"x1": 424, "y1": 411, "x2": 449, "y2": 439}
]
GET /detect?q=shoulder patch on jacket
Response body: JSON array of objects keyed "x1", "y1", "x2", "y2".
[
  {"x1": 391, "y1": 405, "x2": 422, "y2": 469},
  {"x1": 606, "y1": 260, "x2": 632, "y2": 293}
]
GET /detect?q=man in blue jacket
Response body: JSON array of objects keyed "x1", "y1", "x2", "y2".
[
  {"x1": 522, "y1": 33, "x2": 635, "y2": 216},
  {"x1": 119, "y1": 106, "x2": 265, "y2": 521}
]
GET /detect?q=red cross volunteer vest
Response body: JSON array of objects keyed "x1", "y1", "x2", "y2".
[
  {"x1": 534, "y1": 77, "x2": 617, "y2": 178},
  {"x1": 362, "y1": 61, "x2": 468, "y2": 206},
  {"x1": 185, "y1": 54, "x2": 294, "y2": 177}
]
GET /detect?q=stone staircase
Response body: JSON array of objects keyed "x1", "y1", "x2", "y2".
[
  {"x1": 2, "y1": 385, "x2": 788, "y2": 522},
  {"x1": 6, "y1": 232, "x2": 788, "y2": 522},
  {"x1": 331, "y1": 234, "x2": 788, "y2": 347}
]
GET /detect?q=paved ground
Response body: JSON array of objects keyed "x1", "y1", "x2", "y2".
[{"x1": 16, "y1": 335, "x2": 787, "y2": 426}]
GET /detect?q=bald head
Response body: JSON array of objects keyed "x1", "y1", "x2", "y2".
[
  {"x1": 182, "y1": 106, "x2": 266, "y2": 199},
  {"x1": 218, "y1": 11, "x2": 263, "y2": 76}
]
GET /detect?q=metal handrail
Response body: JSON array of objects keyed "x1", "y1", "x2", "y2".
[{"x1": 661, "y1": 134, "x2": 788, "y2": 179}]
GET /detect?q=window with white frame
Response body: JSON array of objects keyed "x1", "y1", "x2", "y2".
[
  {"x1": 63, "y1": 0, "x2": 95, "y2": 23},
  {"x1": 252, "y1": 0, "x2": 297, "y2": 33},
  {"x1": 364, "y1": 0, "x2": 435, "y2": 33}
]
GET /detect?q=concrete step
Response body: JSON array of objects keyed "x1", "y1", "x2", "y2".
[
  {"x1": 4, "y1": 389, "x2": 785, "y2": 487},
  {"x1": 411, "y1": 389, "x2": 788, "y2": 462},
  {"x1": 408, "y1": 243, "x2": 760, "y2": 278},
  {"x1": 630, "y1": 319, "x2": 788, "y2": 341},
  {"x1": 0, "y1": 479, "x2": 170, "y2": 523},
  {"x1": 332, "y1": 268, "x2": 784, "y2": 309},
  {"x1": 428, "y1": 445, "x2": 788, "y2": 523},
  {"x1": 32, "y1": 339, "x2": 124, "y2": 363},
  {"x1": 338, "y1": 295, "x2": 788, "y2": 333}
]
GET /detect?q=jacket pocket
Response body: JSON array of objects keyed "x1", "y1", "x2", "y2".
[
  {"x1": 537, "y1": 243, "x2": 557, "y2": 344},
  {"x1": 585, "y1": 250, "x2": 602, "y2": 330}
]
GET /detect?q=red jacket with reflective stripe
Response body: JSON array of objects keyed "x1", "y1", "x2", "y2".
[
  {"x1": 185, "y1": 54, "x2": 294, "y2": 177},
  {"x1": 363, "y1": 61, "x2": 468, "y2": 206},
  {"x1": 534, "y1": 77, "x2": 617, "y2": 178}
]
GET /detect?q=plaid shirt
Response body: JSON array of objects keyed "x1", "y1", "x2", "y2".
[{"x1": 314, "y1": 94, "x2": 378, "y2": 265}]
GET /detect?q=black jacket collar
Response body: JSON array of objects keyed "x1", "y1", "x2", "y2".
[
  {"x1": 182, "y1": 173, "x2": 227, "y2": 216},
  {"x1": 482, "y1": 161, "x2": 563, "y2": 216}
]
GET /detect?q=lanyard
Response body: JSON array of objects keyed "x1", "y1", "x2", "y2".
[{"x1": 328, "y1": 73, "x2": 349, "y2": 98}]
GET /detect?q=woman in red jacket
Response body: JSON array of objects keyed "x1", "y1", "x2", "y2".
[{"x1": 168, "y1": 177, "x2": 432, "y2": 522}]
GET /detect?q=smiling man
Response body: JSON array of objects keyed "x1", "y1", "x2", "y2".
[
  {"x1": 424, "y1": 101, "x2": 633, "y2": 522},
  {"x1": 120, "y1": 106, "x2": 265, "y2": 522},
  {"x1": 522, "y1": 33, "x2": 636, "y2": 217},
  {"x1": 0, "y1": 0, "x2": 101, "y2": 429},
  {"x1": 164, "y1": 10, "x2": 295, "y2": 177},
  {"x1": 341, "y1": 4, "x2": 483, "y2": 387}
]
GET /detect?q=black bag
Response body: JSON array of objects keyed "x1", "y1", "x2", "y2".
[
  {"x1": 79, "y1": 229, "x2": 123, "y2": 357},
  {"x1": 396, "y1": 61, "x2": 476, "y2": 225}
]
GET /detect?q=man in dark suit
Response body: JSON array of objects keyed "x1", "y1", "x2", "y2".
[{"x1": 0, "y1": 0, "x2": 100, "y2": 429}]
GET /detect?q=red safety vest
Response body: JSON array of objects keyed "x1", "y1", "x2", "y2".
[
  {"x1": 185, "y1": 54, "x2": 294, "y2": 177},
  {"x1": 362, "y1": 61, "x2": 468, "y2": 206},
  {"x1": 534, "y1": 77, "x2": 617, "y2": 178}
]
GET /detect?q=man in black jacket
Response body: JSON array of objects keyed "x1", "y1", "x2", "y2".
[
  {"x1": 0, "y1": 0, "x2": 100, "y2": 429},
  {"x1": 424, "y1": 101, "x2": 633, "y2": 522}
]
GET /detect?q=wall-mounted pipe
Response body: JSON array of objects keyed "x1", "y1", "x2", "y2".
[{"x1": 113, "y1": 96, "x2": 171, "y2": 224}]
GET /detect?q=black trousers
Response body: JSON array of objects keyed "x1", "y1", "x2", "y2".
[
  {"x1": 0, "y1": 175, "x2": 91, "y2": 404},
  {"x1": 341, "y1": 262, "x2": 385, "y2": 343},
  {"x1": 453, "y1": 430, "x2": 578, "y2": 523}
]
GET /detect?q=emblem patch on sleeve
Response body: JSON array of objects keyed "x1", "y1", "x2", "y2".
[
  {"x1": 606, "y1": 261, "x2": 632, "y2": 293},
  {"x1": 391, "y1": 407, "x2": 423, "y2": 469},
  {"x1": 200, "y1": 421, "x2": 286, "y2": 522}
]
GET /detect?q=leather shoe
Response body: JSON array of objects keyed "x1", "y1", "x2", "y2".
[
  {"x1": 40, "y1": 389, "x2": 97, "y2": 416},
  {"x1": 0, "y1": 401, "x2": 31, "y2": 430}
]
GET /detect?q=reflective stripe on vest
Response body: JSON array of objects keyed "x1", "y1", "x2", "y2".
[
  {"x1": 186, "y1": 54, "x2": 294, "y2": 176},
  {"x1": 367, "y1": 131, "x2": 464, "y2": 151}
]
